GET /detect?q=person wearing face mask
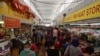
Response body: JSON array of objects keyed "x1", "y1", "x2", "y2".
[{"x1": 20, "y1": 42, "x2": 36, "y2": 56}]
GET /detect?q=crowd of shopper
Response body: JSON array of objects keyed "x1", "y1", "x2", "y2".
[{"x1": 8, "y1": 26, "x2": 100, "y2": 56}]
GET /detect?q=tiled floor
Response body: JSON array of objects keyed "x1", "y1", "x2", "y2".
[{"x1": 38, "y1": 46, "x2": 45, "y2": 56}]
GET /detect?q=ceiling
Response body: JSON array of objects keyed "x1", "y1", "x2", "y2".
[
  {"x1": 20, "y1": 0, "x2": 96, "y2": 24},
  {"x1": 31, "y1": 0, "x2": 84, "y2": 24}
]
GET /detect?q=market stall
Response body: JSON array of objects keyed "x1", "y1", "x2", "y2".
[
  {"x1": 64, "y1": 0, "x2": 100, "y2": 54},
  {"x1": 0, "y1": 15, "x2": 19, "y2": 55}
]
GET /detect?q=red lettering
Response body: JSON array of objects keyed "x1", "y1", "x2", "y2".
[
  {"x1": 96, "y1": 5, "x2": 100, "y2": 12},
  {"x1": 91, "y1": 4, "x2": 100, "y2": 15},
  {"x1": 83, "y1": 10, "x2": 86, "y2": 16},
  {"x1": 68, "y1": 4, "x2": 100, "y2": 21},
  {"x1": 92, "y1": 6, "x2": 96, "y2": 14},
  {"x1": 81, "y1": 10, "x2": 85, "y2": 17},
  {"x1": 90, "y1": 8, "x2": 92, "y2": 15},
  {"x1": 86, "y1": 9, "x2": 89, "y2": 16}
]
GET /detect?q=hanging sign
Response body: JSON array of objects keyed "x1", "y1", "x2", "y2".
[
  {"x1": 11, "y1": 0, "x2": 35, "y2": 18},
  {"x1": 0, "y1": 1, "x2": 34, "y2": 22},
  {"x1": 11, "y1": 0, "x2": 29, "y2": 13},
  {"x1": 4, "y1": 16, "x2": 21, "y2": 28},
  {"x1": 64, "y1": 0, "x2": 100, "y2": 23}
]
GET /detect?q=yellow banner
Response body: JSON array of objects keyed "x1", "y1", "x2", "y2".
[
  {"x1": 64, "y1": 0, "x2": 100, "y2": 23},
  {"x1": 0, "y1": 2, "x2": 33, "y2": 23}
]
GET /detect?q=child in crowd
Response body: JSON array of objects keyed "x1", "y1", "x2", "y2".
[{"x1": 20, "y1": 42, "x2": 36, "y2": 56}]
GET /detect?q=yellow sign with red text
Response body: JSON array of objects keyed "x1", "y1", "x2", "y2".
[
  {"x1": 0, "y1": 2, "x2": 32, "y2": 22},
  {"x1": 64, "y1": 1, "x2": 100, "y2": 23}
]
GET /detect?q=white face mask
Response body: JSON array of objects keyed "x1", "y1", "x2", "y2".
[{"x1": 24, "y1": 48, "x2": 30, "y2": 51}]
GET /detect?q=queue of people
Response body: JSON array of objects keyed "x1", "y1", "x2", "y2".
[{"x1": 8, "y1": 26, "x2": 99, "y2": 56}]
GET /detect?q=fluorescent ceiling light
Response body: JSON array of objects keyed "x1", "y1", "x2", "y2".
[
  {"x1": 70, "y1": 24, "x2": 89, "y2": 25},
  {"x1": 23, "y1": 0, "x2": 42, "y2": 19},
  {"x1": 70, "y1": 23, "x2": 100, "y2": 25},
  {"x1": 44, "y1": 24, "x2": 51, "y2": 26},
  {"x1": 90, "y1": 23, "x2": 100, "y2": 25},
  {"x1": 0, "y1": 21, "x2": 4, "y2": 24}
]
